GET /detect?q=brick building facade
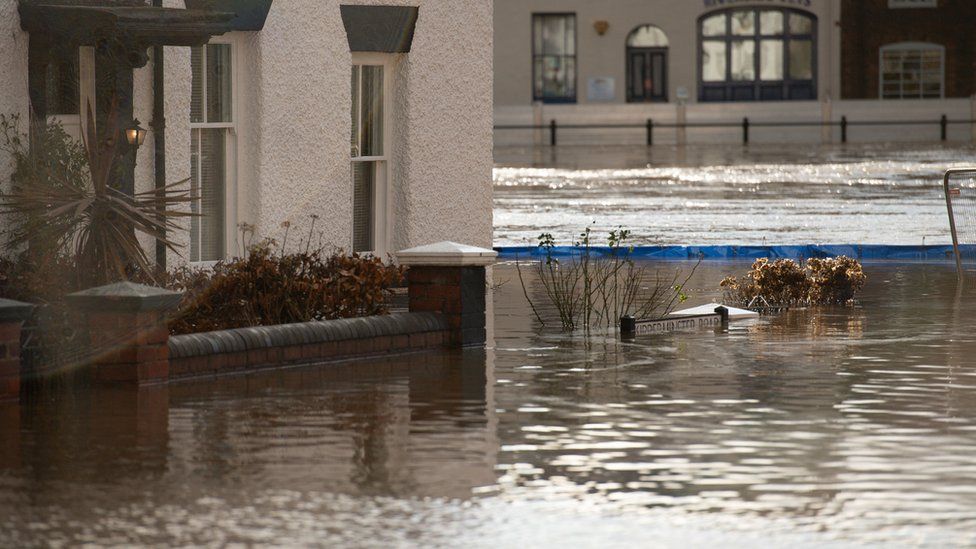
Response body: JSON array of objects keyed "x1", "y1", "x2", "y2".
[{"x1": 842, "y1": 0, "x2": 976, "y2": 99}]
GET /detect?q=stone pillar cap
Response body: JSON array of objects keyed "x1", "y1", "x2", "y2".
[
  {"x1": 0, "y1": 298, "x2": 34, "y2": 322},
  {"x1": 396, "y1": 241, "x2": 497, "y2": 267},
  {"x1": 66, "y1": 281, "x2": 183, "y2": 312}
]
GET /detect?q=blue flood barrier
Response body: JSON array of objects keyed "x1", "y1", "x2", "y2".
[{"x1": 495, "y1": 244, "x2": 973, "y2": 262}]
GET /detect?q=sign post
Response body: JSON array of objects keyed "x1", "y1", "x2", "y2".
[{"x1": 621, "y1": 306, "x2": 729, "y2": 338}]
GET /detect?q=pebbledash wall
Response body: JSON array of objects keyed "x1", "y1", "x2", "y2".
[
  {"x1": 0, "y1": 2, "x2": 30, "y2": 219},
  {"x1": 224, "y1": 0, "x2": 493, "y2": 261},
  {"x1": 0, "y1": 0, "x2": 493, "y2": 263},
  {"x1": 494, "y1": 0, "x2": 976, "y2": 146}
]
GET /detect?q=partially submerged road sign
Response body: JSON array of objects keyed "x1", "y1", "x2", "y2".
[{"x1": 620, "y1": 306, "x2": 729, "y2": 337}]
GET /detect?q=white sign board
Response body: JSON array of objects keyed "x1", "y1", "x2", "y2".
[{"x1": 587, "y1": 77, "x2": 615, "y2": 102}]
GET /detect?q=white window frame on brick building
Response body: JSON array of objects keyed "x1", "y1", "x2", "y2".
[
  {"x1": 888, "y1": 0, "x2": 937, "y2": 8},
  {"x1": 350, "y1": 52, "x2": 393, "y2": 256},
  {"x1": 879, "y1": 42, "x2": 944, "y2": 99},
  {"x1": 190, "y1": 37, "x2": 239, "y2": 263}
]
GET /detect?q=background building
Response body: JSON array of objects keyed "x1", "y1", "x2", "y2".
[
  {"x1": 494, "y1": 0, "x2": 976, "y2": 145},
  {"x1": 841, "y1": 0, "x2": 976, "y2": 100}
]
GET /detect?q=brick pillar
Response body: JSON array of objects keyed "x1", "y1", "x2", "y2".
[
  {"x1": 397, "y1": 241, "x2": 497, "y2": 347},
  {"x1": 66, "y1": 282, "x2": 182, "y2": 386},
  {"x1": 0, "y1": 299, "x2": 34, "y2": 403}
]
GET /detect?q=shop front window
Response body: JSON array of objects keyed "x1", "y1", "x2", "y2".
[
  {"x1": 699, "y1": 8, "x2": 816, "y2": 102},
  {"x1": 532, "y1": 13, "x2": 576, "y2": 103}
]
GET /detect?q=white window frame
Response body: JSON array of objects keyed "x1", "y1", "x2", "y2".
[
  {"x1": 879, "y1": 42, "x2": 945, "y2": 100},
  {"x1": 888, "y1": 0, "x2": 937, "y2": 8},
  {"x1": 189, "y1": 36, "x2": 240, "y2": 265},
  {"x1": 350, "y1": 52, "x2": 393, "y2": 257}
]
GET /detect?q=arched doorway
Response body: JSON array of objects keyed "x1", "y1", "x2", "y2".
[{"x1": 626, "y1": 25, "x2": 669, "y2": 103}]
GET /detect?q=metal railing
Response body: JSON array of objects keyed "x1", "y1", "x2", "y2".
[
  {"x1": 496, "y1": 115, "x2": 974, "y2": 146},
  {"x1": 943, "y1": 167, "x2": 976, "y2": 281}
]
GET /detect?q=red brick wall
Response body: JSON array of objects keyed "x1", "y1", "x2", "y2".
[
  {"x1": 86, "y1": 310, "x2": 169, "y2": 385},
  {"x1": 841, "y1": 0, "x2": 976, "y2": 98}
]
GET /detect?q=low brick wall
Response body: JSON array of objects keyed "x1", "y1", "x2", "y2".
[{"x1": 168, "y1": 312, "x2": 449, "y2": 380}]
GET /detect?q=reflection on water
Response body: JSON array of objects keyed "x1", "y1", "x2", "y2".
[
  {"x1": 3, "y1": 262, "x2": 976, "y2": 546},
  {"x1": 493, "y1": 143, "x2": 976, "y2": 246},
  {"x1": 490, "y1": 261, "x2": 976, "y2": 546}
]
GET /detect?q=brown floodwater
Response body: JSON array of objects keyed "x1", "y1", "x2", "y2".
[{"x1": 2, "y1": 261, "x2": 976, "y2": 547}]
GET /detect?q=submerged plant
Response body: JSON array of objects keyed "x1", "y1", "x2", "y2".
[
  {"x1": 516, "y1": 226, "x2": 698, "y2": 331},
  {"x1": 721, "y1": 256, "x2": 865, "y2": 307},
  {"x1": 807, "y1": 256, "x2": 866, "y2": 304}
]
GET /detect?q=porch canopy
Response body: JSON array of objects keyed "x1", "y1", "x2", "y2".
[{"x1": 19, "y1": 2, "x2": 238, "y2": 58}]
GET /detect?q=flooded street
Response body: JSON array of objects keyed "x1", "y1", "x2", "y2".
[
  {"x1": 494, "y1": 144, "x2": 976, "y2": 246},
  {"x1": 3, "y1": 261, "x2": 976, "y2": 547}
]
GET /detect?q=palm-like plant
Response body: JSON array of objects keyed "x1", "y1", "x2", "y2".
[{"x1": 0, "y1": 102, "x2": 195, "y2": 285}]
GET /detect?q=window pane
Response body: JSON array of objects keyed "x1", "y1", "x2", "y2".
[
  {"x1": 760, "y1": 11, "x2": 783, "y2": 35},
  {"x1": 191, "y1": 128, "x2": 226, "y2": 262},
  {"x1": 731, "y1": 10, "x2": 756, "y2": 35},
  {"x1": 45, "y1": 52, "x2": 80, "y2": 116},
  {"x1": 352, "y1": 161, "x2": 375, "y2": 253},
  {"x1": 350, "y1": 66, "x2": 360, "y2": 157},
  {"x1": 922, "y1": 82, "x2": 941, "y2": 98},
  {"x1": 651, "y1": 54, "x2": 664, "y2": 96},
  {"x1": 542, "y1": 16, "x2": 567, "y2": 54},
  {"x1": 190, "y1": 46, "x2": 203, "y2": 123},
  {"x1": 789, "y1": 40, "x2": 813, "y2": 80},
  {"x1": 882, "y1": 53, "x2": 901, "y2": 73},
  {"x1": 628, "y1": 25, "x2": 668, "y2": 48},
  {"x1": 564, "y1": 57, "x2": 577, "y2": 97},
  {"x1": 533, "y1": 16, "x2": 543, "y2": 54},
  {"x1": 190, "y1": 130, "x2": 200, "y2": 262},
  {"x1": 760, "y1": 40, "x2": 784, "y2": 80},
  {"x1": 533, "y1": 57, "x2": 544, "y2": 97},
  {"x1": 564, "y1": 16, "x2": 576, "y2": 55},
  {"x1": 206, "y1": 44, "x2": 232, "y2": 123},
  {"x1": 702, "y1": 14, "x2": 726, "y2": 37},
  {"x1": 702, "y1": 41, "x2": 727, "y2": 82},
  {"x1": 789, "y1": 13, "x2": 813, "y2": 35},
  {"x1": 541, "y1": 56, "x2": 573, "y2": 98},
  {"x1": 359, "y1": 65, "x2": 383, "y2": 157},
  {"x1": 731, "y1": 40, "x2": 755, "y2": 81},
  {"x1": 631, "y1": 55, "x2": 644, "y2": 98}
]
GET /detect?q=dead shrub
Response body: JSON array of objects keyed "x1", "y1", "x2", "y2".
[
  {"x1": 165, "y1": 241, "x2": 404, "y2": 335},
  {"x1": 721, "y1": 256, "x2": 865, "y2": 307},
  {"x1": 807, "y1": 256, "x2": 866, "y2": 304}
]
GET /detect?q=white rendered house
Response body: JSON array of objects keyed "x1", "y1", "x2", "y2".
[{"x1": 0, "y1": 0, "x2": 493, "y2": 266}]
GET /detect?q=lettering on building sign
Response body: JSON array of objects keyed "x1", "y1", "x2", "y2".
[
  {"x1": 704, "y1": 0, "x2": 813, "y2": 8},
  {"x1": 621, "y1": 313, "x2": 724, "y2": 336}
]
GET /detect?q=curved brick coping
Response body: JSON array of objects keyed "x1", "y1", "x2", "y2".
[
  {"x1": 167, "y1": 313, "x2": 450, "y2": 379},
  {"x1": 170, "y1": 312, "x2": 448, "y2": 358}
]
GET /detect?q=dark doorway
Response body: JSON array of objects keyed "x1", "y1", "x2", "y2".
[
  {"x1": 625, "y1": 25, "x2": 669, "y2": 103},
  {"x1": 627, "y1": 48, "x2": 667, "y2": 102}
]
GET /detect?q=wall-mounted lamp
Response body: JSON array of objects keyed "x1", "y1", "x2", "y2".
[
  {"x1": 594, "y1": 20, "x2": 609, "y2": 36},
  {"x1": 125, "y1": 119, "x2": 148, "y2": 148}
]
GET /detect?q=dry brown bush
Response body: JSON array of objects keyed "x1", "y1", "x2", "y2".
[{"x1": 721, "y1": 256, "x2": 865, "y2": 307}]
